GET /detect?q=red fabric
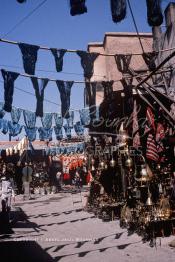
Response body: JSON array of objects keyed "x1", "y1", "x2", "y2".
[
  {"x1": 145, "y1": 107, "x2": 156, "y2": 134},
  {"x1": 146, "y1": 133, "x2": 159, "y2": 162},
  {"x1": 63, "y1": 173, "x2": 70, "y2": 180},
  {"x1": 86, "y1": 172, "x2": 91, "y2": 184}
]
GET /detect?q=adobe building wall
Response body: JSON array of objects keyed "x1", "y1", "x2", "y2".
[{"x1": 87, "y1": 32, "x2": 153, "y2": 106}]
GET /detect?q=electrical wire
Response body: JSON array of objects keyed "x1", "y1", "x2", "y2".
[
  {"x1": 127, "y1": 0, "x2": 145, "y2": 53},
  {"x1": 2, "y1": 36, "x2": 175, "y2": 56},
  {"x1": 0, "y1": 63, "x2": 106, "y2": 78},
  {"x1": 2, "y1": 0, "x2": 49, "y2": 38},
  {"x1": 0, "y1": 36, "x2": 152, "y2": 56}
]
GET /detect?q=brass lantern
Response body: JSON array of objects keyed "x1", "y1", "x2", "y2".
[
  {"x1": 91, "y1": 158, "x2": 95, "y2": 165},
  {"x1": 146, "y1": 188, "x2": 153, "y2": 206},
  {"x1": 99, "y1": 161, "x2": 105, "y2": 170},
  {"x1": 125, "y1": 157, "x2": 133, "y2": 168},
  {"x1": 110, "y1": 158, "x2": 116, "y2": 167}
]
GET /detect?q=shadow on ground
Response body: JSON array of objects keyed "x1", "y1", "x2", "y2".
[{"x1": 0, "y1": 241, "x2": 54, "y2": 262}]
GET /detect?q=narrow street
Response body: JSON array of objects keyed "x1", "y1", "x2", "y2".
[{"x1": 0, "y1": 188, "x2": 175, "y2": 262}]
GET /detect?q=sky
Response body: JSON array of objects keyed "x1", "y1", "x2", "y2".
[{"x1": 0, "y1": 0, "x2": 171, "y2": 140}]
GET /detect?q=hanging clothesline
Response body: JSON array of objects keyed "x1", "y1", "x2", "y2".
[
  {"x1": 0, "y1": 63, "x2": 106, "y2": 78},
  {"x1": 0, "y1": 66, "x2": 173, "y2": 84},
  {"x1": 0, "y1": 80, "x2": 83, "y2": 112},
  {"x1": 1, "y1": 37, "x2": 173, "y2": 57}
]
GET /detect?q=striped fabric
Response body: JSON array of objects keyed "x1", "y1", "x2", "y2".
[{"x1": 146, "y1": 133, "x2": 159, "y2": 162}]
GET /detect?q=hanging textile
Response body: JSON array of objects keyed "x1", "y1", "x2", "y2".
[
  {"x1": 24, "y1": 126, "x2": 37, "y2": 142},
  {"x1": 31, "y1": 77, "x2": 49, "y2": 117},
  {"x1": 77, "y1": 51, "x2": 99, "y2": 78},
  {"x1": 38, "y1": 127, "x2": 53, "y2": 141},
  {"x1": 121, "y1": 78, "x2": 134, "y2": 116},
  {"x1": 114, "y1": 54, "x2": 132, "y2": 73},
  {"x1": 146, "y1": 133, "x2": 159, "y2": 162},
  {"x1": 77, "y1": 142, "x2": 84, "y2": 153},
  {"x1": 144, "y1": 107, "x2": 156, "y2": 134},
  {"x1": 56, "y1": 80, "x2": 74, "y2": 118},
  {"x1": 54, "y1": 126, "x2": 63, "y2": 140},
  {"x1": 79, "y1": 108, "x2": 90, "y2": 126},
  {"x1": 132, "y1": 100, "x2": 141, "y2": 148},
  {"x1": 66, "y1": 111, "x2": 74, "y2": 128},
  {"x1": 103, "y1": 81, "x2": 113, "y2": 98},
  {"x1": 64, "y1": 124, "x2": 71, "y2": 139},
  {"x1": 18, "y1": 42, "x2": 40, "y2": 75},
  {"x1": 156, "y1": 122, "x2": 165, "y2": 154},
  {"x1": 74, "y1": 121, "x2": 84, "y2": 136},
  {"x1": 17, "y1": 0, "x2": 26, "y2": 3},
  {"x1": 54, "y1": 113, "x2": 63, "y2": 127},
  {"x1": 23, "y1": 110, "x2": 36, "y2": 128},
  {"x1": 50, "y1": 49, "x2": 66, "y2": 72},
  {"x1": 0, "y1": 102, "x2": 5, "y2": 119},
  {"x1": 95, "y1": 106, "x2": 100, "y2": 122},
  {"x1": 0, "y1": 119, "x2": 8, "y2": 134},
  {"x1": 11, "y1": 107, "x2": 22, "y2": 124},
  {"x1": 41, "y1": 112, "x2": 53, "y2": 129},
  {"x1": 146, "y1": 0, "x2": 163, "y2": 27},
  {"x1": 110, "y1": 0, "x2": 127, "y2": 23},
  {"x1": 86, "y1": 81, "x2": 98, "y2": 122},
  {"x1": 142, "y1": 52, "x2": 157, "y2": 71},
  {"x1": 1, "y1": 69, "x2": 19, "y2": 112},
  {"x1": 8, "y1": 121, "x2": 23, "y2": 137},
  {"x1": 70, "y1": 0, "x2": 87, "y2": 16}
]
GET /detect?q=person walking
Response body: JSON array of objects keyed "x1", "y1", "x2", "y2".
[{"x1": 22, "y1": 163, "x2": 33, "y2": 200}]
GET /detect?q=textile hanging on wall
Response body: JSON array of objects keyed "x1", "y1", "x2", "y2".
[
  {"x1": 8, "y1": 121, "x2": 23, "y2": 137},
  {"x1": 50, "y1": 49, "x2": 66, "y2": 72},
  {"x1": 1, "y1": 69, "x2": 19, "y2": 112},
  {"x1": 41, "y1": 112, "x2": 53, "y2": 129},
  {"x1": 146, "y1": 133, "x2": 159, "y2": 162},
  {"x1": 74, "y1": 121, "x2": 84, "y2": 136},
  {"x1": 24, "y1": 126, "x2": 38, "y2": 142},
  {"x1": 18, "y1": 43, "x2": 40, "y2": 75},
  {"x1": 0, "y1": 102, "x2": 5, "y2": 119},
  {"x1": 31, "y1": 77, "x2": 49, "y2": 117},
  {"x1": 56, "y1": 80, "x2": 74, "y2": 118},
  {"x1": 146, "y1": 0, "x2": 163, "y2": 27},
  {"x1": 66, "y1": 111, "x2": 74, "y2": 128},
  {"x1": 70, "y1": 0, "x2": 87, "y2": 16},
  {"x1": 79, "y1": 108, "x2": 90, "y2": 126},
  {"x1": 114, "y1": 54, "x2": 132, "y2": 73},
  {"x1": 11, "y1": 107, "x2": 22, "y2": 124},
  {"x1": 77, "y1": 51, "x2": 99, "y2": 78},
  {"x1": 23, "y1": 110, "x2": 36, "y2": 128},
  {"x1": 54, "y1": 113, "x2": 63, "y2": 127},
  {"x1": 0, "y1": 119, "x2": 8, "y2": 134},
  {"x1": 54, "y1": 126, "x2": 63, "y2": 140},
  {"x1": 110, "y1": 0, "x2": 127, "y2": 23},
  {"x1": 38, "y1": 127, "x2": 53, "y2": 141},
  {"x1": 63, "y1": 124, "x2": 72, "y2": 139},
  {"x1": 86, "y1": 81, "x2": 98, "y2": 122}
]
